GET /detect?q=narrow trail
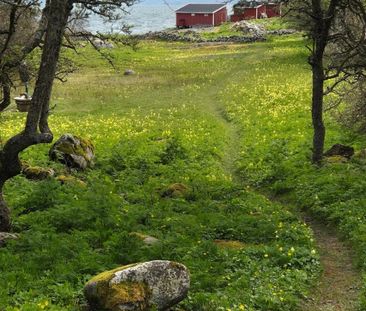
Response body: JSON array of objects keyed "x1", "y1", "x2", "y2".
[
  {"x1": 217, "y1": 109, "x2": 241, "y2": 184},
  {"x1": 300, "y1": 216, "x2": 361, "y2": 311},
  {"x1": 203, "y1": 80, "x2": 362, "y2": 311}
]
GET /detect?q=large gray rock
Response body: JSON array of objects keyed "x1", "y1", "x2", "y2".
[
  {"x1": 49, "y1": 134, "x2": 95, "y2": 170},
  {"x1": 84, "y1": 260, "x2": 190, "y2": 311}
]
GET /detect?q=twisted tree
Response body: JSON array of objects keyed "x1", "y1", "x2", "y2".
[{"x1": 0, "y1": 0, "x2": 135, "y2": 231}]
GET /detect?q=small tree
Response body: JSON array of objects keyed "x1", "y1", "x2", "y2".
[
  {"x1": 285, "y1": 0, "x2": 366, "y2": 163},
  {"x1": 0, "y1": 0, "x2": 135, "y2": 232}
]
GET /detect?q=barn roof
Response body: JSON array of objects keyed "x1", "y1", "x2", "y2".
[
  {"x1": 176, "y1": 4, "x2": 227, "y2": 14},
  {"x1": 234, "y1": 1, "x2": 264, "y2": 8},
  {"x1": 233, "y1": 0, "x2": 280, "y2": 8}
]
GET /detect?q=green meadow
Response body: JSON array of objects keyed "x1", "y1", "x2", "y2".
[{"x1": 1, "y1": 34, "x2": 365, "y2": 310}]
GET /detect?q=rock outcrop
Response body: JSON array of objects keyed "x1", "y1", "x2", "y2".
[
  {"x1": 140, "y1": 30, "x2": 266, "y2": 44},
  {"x1": 231, "y1": 20, "x2": 266, "y2": 36},
  {"x1": 84, "y1": 260, "x2": 190, "y2": 311},
  {"x1": 49, "y1": 134, "x2": 95, "y2": 170}
]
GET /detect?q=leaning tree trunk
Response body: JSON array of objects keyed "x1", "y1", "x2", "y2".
[{"x1": 0, "y1": 0, "x2": 73, "y2": 232}]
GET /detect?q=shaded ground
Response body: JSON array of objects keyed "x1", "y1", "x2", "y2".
[{"x1": 300, "y1": 216, "x2": 361, "y2": 311}]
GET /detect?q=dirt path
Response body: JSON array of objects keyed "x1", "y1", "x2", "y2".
[
  {"x1": 200, "y1": 68, "x2": 362, "y2": 311},
  {"x1": 300, "y1": 216, "x2": 361, "y2": 311}
]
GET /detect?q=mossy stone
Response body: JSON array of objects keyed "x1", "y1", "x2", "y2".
[
  {"x1": 84, "y1": 261, "x2": 190, "y2": 311},
  {"x1": 56, "y1": 175, "x2": 86, "y2": 187},
  {"x1": 22, "y1": 166, "x2": 55, "y2": 180},
  {"x1": 49, "y1": 134, "x2": 95, "y2": 170}
]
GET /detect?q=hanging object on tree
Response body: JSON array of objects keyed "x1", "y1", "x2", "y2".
[{"x1": 15, "y1": 62, "x2": 32, "y2": 112}]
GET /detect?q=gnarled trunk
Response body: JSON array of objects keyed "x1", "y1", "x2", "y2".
[{"x1": 0, "y1": 0, "x2": 73, "y2": 232}]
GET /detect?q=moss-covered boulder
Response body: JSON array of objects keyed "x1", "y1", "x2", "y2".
[
  {"x1": 56, "y1": 175, "x2": 87, "y2": 187},
  {"x1": 22, "y1": 166, "x2": 55, "y2": 180},
  {"x1": 49, "y1": 134, "x2": 95, "y2": 170},
  {"x1": 84, "y1": 260, "x2": 190, "y2": 311}
]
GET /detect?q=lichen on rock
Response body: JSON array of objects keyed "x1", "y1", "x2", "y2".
[
  {"x1": 22, "y1": 165, "x2": 55, "y2": 181},
  {"x1": 56, "y1": 175, "x2": 87, "y2": 187},
  {"x1": 49, "y1": 134, "x2": 95, "y2": 170},
  {"x1": 84, "y1": 260, "x2": 190, "y2": 311}
]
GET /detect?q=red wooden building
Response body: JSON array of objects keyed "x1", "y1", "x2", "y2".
[
  {"x1": 231, "y1": 1, "x2": 281, "y2": 21},
  {"x1": 176, "y1": 4, "x2": 228, "y2": 28},
  {"x1": 265, "y1": 2, "x2": 281, "y2": 17}
]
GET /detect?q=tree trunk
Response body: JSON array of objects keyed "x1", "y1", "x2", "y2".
[
  {"x1": 310, "y1": 0, "x2": 327, "y2": 164},
  {"x1": 312, "y1": 61, "x2": 326, "y2": 164},
  {"x1": 0, "y1": 0, "x2": 73, "y2": 232},
  {"x1": 0, "y1": 81, "x2": 11, "y2": 112},
  {"x1": 0, "y1": 185, "x2": 11, "y2": 232},
  {"x1": 25, "y1": 0, "x2": 72, "y2": 134}
]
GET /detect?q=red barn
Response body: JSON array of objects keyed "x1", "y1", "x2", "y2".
[
  {"x1": 265, "y1": 3, "x2": 281, "y2": 18},
  {"x1": 176, "y1": 4, "x2": 228, "y2": 28},
  {"x1": 231, "y1": 1, "x2": 281, "y2": 21}
]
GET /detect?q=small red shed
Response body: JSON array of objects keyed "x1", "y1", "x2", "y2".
[
  {"x1": 231, "y1": 1, "x2": 281, "y2": 21},
  {"x1": 265, "y1": 3, "x2": 281, "y2": 18},
  {"x1": 176, "y1": 4, "x2": 228, "y2": 28}
]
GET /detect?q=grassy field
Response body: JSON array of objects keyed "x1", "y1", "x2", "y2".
[{"x1": 0, "y1": 34, "x2": 365, "y2": 310}]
